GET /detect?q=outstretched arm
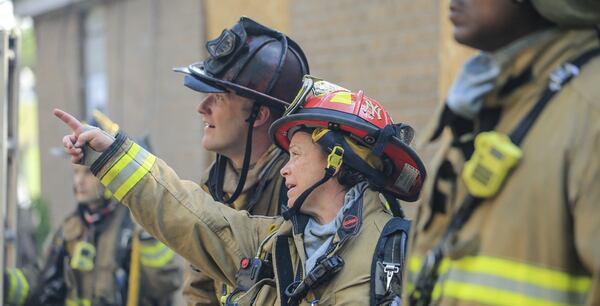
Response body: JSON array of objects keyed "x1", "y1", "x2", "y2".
[{"x1": 54, "y1": 109, "x2": 283, "y2": 286}]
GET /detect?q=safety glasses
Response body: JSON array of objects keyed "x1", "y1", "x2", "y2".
[{"x1": 283, "y1": 75, "x2": 349, "y2": 116}]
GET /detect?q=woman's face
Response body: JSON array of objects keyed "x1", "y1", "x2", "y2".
[{"x1": 280, "y1": 131, "x2": 329, "y2": 210}]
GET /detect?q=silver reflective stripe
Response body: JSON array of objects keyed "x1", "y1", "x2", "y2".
[{"x1": 106, "y1": 147, "x2": 150, "y2": 194}]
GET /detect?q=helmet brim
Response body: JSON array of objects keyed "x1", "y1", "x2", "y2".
[
  {"x1": 173, "y1": 64, "x2": 291, "y2": 110},
  {"x1": 174, "y1": 66, "x2": 227, "y2": 93}
]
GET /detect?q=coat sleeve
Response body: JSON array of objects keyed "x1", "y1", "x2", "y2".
[
  {"x1": 568, "y1": 98, "x2": 600, "y2": 306},
  {"x1": 92, "y1": 137, "x2": 284, "y2": 287}
]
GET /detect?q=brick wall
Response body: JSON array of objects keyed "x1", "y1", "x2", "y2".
[{"x1": 290, "y1": 0, "x2": 441, "y2": 140}]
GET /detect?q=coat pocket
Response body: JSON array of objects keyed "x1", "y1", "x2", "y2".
[{"x1": 228, "y1": 278, "x2": 277, "y2": 306}]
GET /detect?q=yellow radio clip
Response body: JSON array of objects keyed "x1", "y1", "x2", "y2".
[
  {"x1": 463, "y1": 132, "x2": 523, "y2": 198},
  {"x1": 70, "y1": 241, "x2": 96, "y2": 272}
]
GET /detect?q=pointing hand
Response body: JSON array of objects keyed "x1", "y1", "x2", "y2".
[{"x1": 54, "y1": 109, "x2": 115, "y2": 165}]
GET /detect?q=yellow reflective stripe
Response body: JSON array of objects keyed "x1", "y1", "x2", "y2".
[
  {"x1": 7, "y1": 269, "x2": 18, "y2": 305},
  {"x1": 113, "y1": 154, "x2": 156, "y2": 200},
  {"x1": 101, "y1": 143, "x2": 141, "y2": 186},
  {"x1": 99, "y1": 142, "x2": 156, "y2": 201},
  {"x1": 330, "y1": 92, "x2": 353, "y2": 104},
  {"x1": 141, "y1": 246, "x2": 175, "y2": 268},
  {"x1": 409, "y1": 254, "x2": 451, "y2": 275},
  {"x1": 6, "y1": 269, "x2": 29, "y2": 306},
  {"x1": 407, "y1": 256, "x2": 445, "y2": 301},
  {"x1": 14, "y1": 269, "x2": 29, "y2": 306},
  {"x1": 140, "y1": 240, "x2": 166, "y2": 255},
  {"x1": 443, "y1": 281, "x2": 577, "y2": 306},
  {"x1": 66, "y1": 299, "x2": 77, "y2": 306},
  {"x1": 66, "y1": 298, "x2": 91, "y2": 306},
  {"x1": 454, "y1": 256, "x2": 591, "y2": 293},
  {"x1": 409, "y1": 255, "x2": 591, "y2": 305}
]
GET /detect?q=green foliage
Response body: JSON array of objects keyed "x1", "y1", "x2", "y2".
[
  {"x1": 30, "y1": 196, "x2": 51, "y2": 255},
  {"x1": 20, "y1": 24, "x2": 36, "y2": 69}
]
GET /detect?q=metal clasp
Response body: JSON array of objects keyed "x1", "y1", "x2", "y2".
[
  {"x1": 383, "y1": 262, "x2": 401, "y2": 291},
  {"x1": 549, "y1": 63, "x2": 579, "y2": 91}
]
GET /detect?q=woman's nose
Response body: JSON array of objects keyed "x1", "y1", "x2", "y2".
[{"x1": 280, "y1": 162, "x2": 291, "y2": 177}]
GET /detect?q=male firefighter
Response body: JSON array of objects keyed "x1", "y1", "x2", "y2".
[
  {"x1": 173, "y1": 17, "x2": 308, "y2": 305},
  {"x1": 3, "y1": 115, "x2": 182, "y2": 306},
  {"x1": 407, "y1": 0, "x2": 600, "y2": 305}
]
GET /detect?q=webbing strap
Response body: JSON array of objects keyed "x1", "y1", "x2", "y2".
[
  {"x1": 210, "y1": 103, "x2": 261, "y2": 204},
  {"x1": 410, "y1": 47, "x2": 600, "y2": 306},
  {"x1": 275, "y1": 236, "x2": 298, "y2": 306},
  {"x1": 281, "y1": 166, "x2": 335, "y2": 220},
  {"x1": 370, "y1": 217, "x2": 411, "y2": 305}
]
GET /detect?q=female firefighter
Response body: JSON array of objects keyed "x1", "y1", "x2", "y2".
[{"x1": 54, "y1": 76, "x2": 427, "y2": 305}]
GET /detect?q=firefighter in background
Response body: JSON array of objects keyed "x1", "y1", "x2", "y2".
[
  {"x1": 173, "y1": 17, "x2": 308, "y2": 305},
  {"x1": 408, "y1": 0, "x2": 600, "y2": 305},
  {"x1": 3, "y1": 113, "x2": 182, "y2": 306}
]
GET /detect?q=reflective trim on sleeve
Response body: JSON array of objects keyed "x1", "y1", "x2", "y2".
[
  {"x1": 408, "y1": 255, "x2": 590, "y2": 306},
  {"x1": 6, "y1": 268, "x2": 30, "y2": 306},
  {"x1": 140, "y1": 241, "x2": 175, "y2": 268},
  {"x1": 100, "y1": 142, "x2": 156, "y2": 201}
]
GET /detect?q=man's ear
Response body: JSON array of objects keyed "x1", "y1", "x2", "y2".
[{"x1": 253, "y1": 105, "x2": 272, "y2": 128}]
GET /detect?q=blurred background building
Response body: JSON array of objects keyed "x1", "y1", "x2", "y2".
[{"x1": 9, "y1": 0, "x2": 474, "y2": 249}]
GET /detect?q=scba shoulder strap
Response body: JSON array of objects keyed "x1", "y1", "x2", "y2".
[{"x1": 370, "y1": 217, "x2": 411, "y2": 306}]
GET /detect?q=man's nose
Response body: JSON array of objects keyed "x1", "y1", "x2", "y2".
[{"x1": 197, "y1": 95, "x2": 213, "y2": 115}]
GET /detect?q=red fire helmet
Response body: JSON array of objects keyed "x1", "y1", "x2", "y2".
[{"x1": 269, "y1": 76, "x2": 426, "y2": 201}]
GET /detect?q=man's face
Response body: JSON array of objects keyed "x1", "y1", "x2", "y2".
[
  {"x1": 73, "y1": 164, "x2": 104, "y2": 204},
  {"x1": 197, "y1": 92, "x2": 253, "y2": 157},
  {"x1": 449, "y1": 0, "x2": 535, "y2": 51}
]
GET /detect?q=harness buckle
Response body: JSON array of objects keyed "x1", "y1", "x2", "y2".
[
  {"x1": 549, "y1": 63, "x2": 579, "y2": 91},
  {"x1": 383, "y1": 262, "x2": 401, "y2": 291}
]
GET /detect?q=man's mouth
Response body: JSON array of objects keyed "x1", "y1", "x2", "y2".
[{"x1": 204, "y1": 123, "x2": 215, "y2": 128}]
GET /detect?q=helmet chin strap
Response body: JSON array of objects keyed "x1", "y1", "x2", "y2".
[
  {"x1": 282, "y1": 146, "x2": 344, "y2": 220},
  {"x1": 213, "y1": 102, "x2": 261, "y2": 204}
]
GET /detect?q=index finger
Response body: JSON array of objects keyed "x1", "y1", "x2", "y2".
[{"x1": 54, "y1": 108, "x2": 84, "y2": 134}]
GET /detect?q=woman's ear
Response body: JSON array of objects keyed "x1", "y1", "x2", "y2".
[{"x1": 253, "y1": 105, "x2": 272, "y2": 128}]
